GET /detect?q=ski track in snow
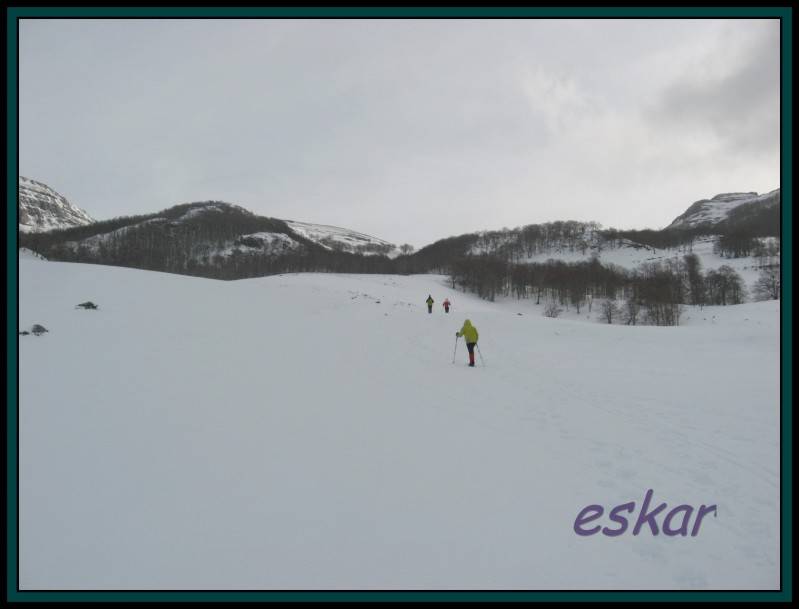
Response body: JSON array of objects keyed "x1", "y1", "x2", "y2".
[{"x1": 18, "y1": 258, "x2": 780, "y2": 590}]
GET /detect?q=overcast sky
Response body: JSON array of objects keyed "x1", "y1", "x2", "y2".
[{"x1": 19, "y1": 18, "x2": 780, "y2": 247}]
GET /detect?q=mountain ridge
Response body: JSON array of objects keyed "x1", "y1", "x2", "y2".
[
  {"x1": 666, "y1": 189, "x2": 780, "y2": 230},
  {"x1": 18, "y1": 180, "x2": 780, "y2": 282},
  {"x1": 19, "y1": 176, "x2": 95, "y2": 233}
]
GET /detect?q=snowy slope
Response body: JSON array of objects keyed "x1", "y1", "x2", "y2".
[
  {"x1": 667, "y1": 190, "x2": 780, "y2": 229},
  {"x1": 18, "y1": 176, "x2": 94, "y2": 233},
  {"x1": 286, "y1": 220, "x2": 399, "y2": 257},
  {"x1": 51, "y1": 202, "x2": 305, "y2": 266},
  {"x1": 517, "y1": 236, "x2": 770, "y2": 294},
  {"x1": 19, "y1": 260, "x2": 779, "y2": 590},
  {"x1": 24, "y1": 201, "x2": 395, "y2": 274}
]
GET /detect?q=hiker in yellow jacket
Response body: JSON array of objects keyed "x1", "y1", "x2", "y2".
[
  {"x1": 456, "y1": 319, "x2": 479, "y2": 367},
  {"x1": 426, "y1": 295, "x2": 434, "y2": 314}
]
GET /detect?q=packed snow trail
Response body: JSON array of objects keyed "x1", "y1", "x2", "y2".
[{"x1": 18, "y1": 258, "x2": 779, "y2": 589}]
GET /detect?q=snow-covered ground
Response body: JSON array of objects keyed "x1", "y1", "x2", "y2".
[{"x1": 18, "y1": 258, "x2": 780, "y2": 590}]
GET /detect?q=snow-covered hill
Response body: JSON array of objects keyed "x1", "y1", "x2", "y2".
[
  {"x1": 20, "y1": 200, "x2": 400, "y2": 278},
  {"x1": 59, "y1": 202, "x2": 306, "y2": 261},
  {"x1": 667, "y1": 189, "x2": 780, "y2": 230},
  {"x1": 285, "y1": 220, "x2": 399, "y2": 257},
  {"x1": 18, "y1": 258, "x2": 779, "y2": 590},
  {"x1": 18, "y1": 176, "x2": 94, "y2": 233}
]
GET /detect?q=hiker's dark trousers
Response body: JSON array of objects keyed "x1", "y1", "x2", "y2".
[{"x1": 466, "y1": 342, "x2": 476, "y2": 366}]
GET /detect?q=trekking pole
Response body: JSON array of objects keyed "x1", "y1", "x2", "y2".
[
  {"x1": 476, "y1": 343, "x2": 486, "y2": 367},
  {"x1": 452, "y1": 336, "x2": 459, "y2": 363}
]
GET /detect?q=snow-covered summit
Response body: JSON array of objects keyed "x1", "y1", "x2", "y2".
[
  {"x1": 18, "y1": 176, "x2": 94, "y2": 233},
  {"x1": 286, "y1": 220, "x2": 399, "y2": 257},
  {"x1": 172, "y1": 201, "x2": 255, "y2": 221},
  {"x1": 667, "y1": 189, "x2": 780, "y2": 230}
]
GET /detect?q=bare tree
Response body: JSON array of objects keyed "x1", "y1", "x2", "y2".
[
  {"x1": 753, "y1": 266, "x2": 780, "y2": 301},
  {"x1": 625, "y1": 298, "x2": 640, "y2": 326},
  {"x1": 706, "y1": 265, "x2": 747, "y2": 305},
  {"x1": 571, "y1": 289, "x2": 582, "y2": 314},
  {"x1": 543, "y1": 302, "x2": 563, "y2": 318},
  {"x1": 600, "y1": 300, "x2": 621, "y2": 324},
  {"x1": 683, "y1": 253, "x2": 706, "y2": 308}
]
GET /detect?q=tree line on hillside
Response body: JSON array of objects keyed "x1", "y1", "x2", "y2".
[
  {"x1": 19, "y1": 204, "x2": 397, "y2": 279},
  {"x1": 19, "y1": 207, "x2": 780, "y2": 305},
  {"x1": 719, "y1": 195, "x2": 781, "y2": 236},
  {"x1": 399, "y1": 216, "x2": 779, "y2": 276},
  {"x1": 448, "y1": 252, "x2": 779, "y2": 326}
]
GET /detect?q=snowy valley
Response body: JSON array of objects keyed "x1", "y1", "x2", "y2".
[{"x1": 18, "y1": 254, "x2": 779, "y2": 590}]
